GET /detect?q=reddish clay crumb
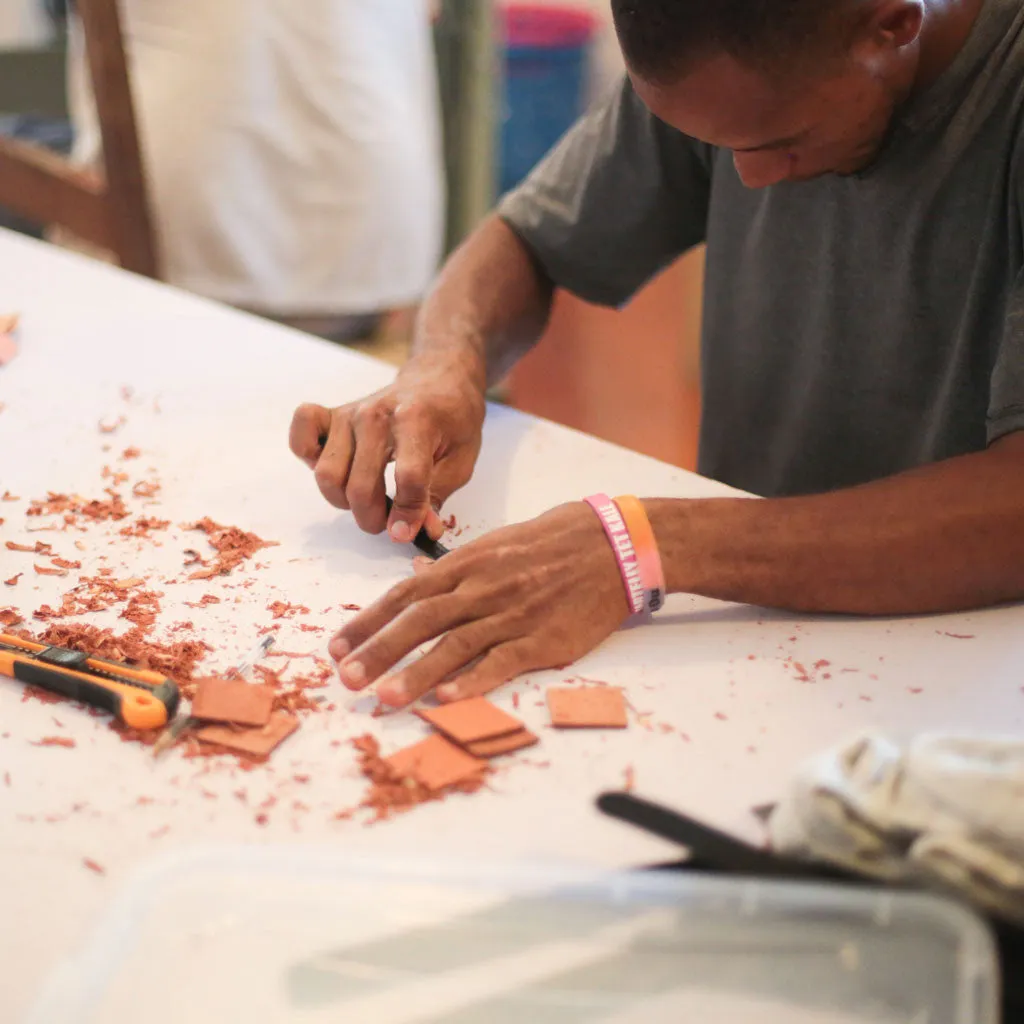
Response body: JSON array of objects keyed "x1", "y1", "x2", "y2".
[
  {"x1": 83, "y1": 857, "x2": 105, "y2": 875},
  {"x1": 28, "y1": 489, "x2": 129, "y2": 525},
  {"x1": 1, "y1": 491, "x2": 19, "y2": 501},
  {"x1": 0, "y1": 607, "x2": 23, "y2": 627},
  {"x1": 255, "y1": 813, "x2": 269, "y2": 826},
  {"x1": 121, "y1": 447, "x2": 141, "y2": 460},
  {"x1": 7, "y1": 541, "x2": 51, "y2": 554},
  {"x1": 34, "y1": 562, "x2": 68, "y2": 578},
  {"x1": 119, "y1": 516, "x2": 171, "y2": 540},
  {"x1": 185, "y1": 517, "x2": 276, "y2": 580},
  {"x1": 859, "y1": 695, "x2": 874, "y2": 702},
  {"x1": 31, "y1": 736, "x2": 75, "y2": 748},
  {"x1": 120, "y1": 590, "x2": 163, "y2": 630},
  {"x1": 623, "y1": 765, "x2": 635, "y2": 792},
  {"x1": 714, "y1": 712, "x2": 728, "y2": 721},
  {"x1": 340, "y1": 603, "x2": 362, "y2": 611},
  {"x1": 3, "y1": 574, "x2": 21, "y2": 586},
  {"x1": 908, "y1": 687, "x2": 923, "y2": 694},
  {"x1": 267, "y1": 600, "x2": 309, "y2": 619},
  {"x1": 3, "y1": 772, "x2": 9, "y2": 786},
  {"x1": 512, "y1": 693, "x2": 520, "y2": 710},
  {"x1": 131, "y1": 480, "x2": 160, "y2": 499}
]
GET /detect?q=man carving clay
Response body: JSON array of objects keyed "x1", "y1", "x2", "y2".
[{"x1": 290, "y1": 0, "x2": 1024, "y2": 708}]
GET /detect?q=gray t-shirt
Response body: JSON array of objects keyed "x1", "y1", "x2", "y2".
[{"x1": 498, "y1": 0, "x2": 1024, "y2": 497}]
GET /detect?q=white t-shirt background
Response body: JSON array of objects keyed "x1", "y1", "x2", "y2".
[{"x1": 68, "y1": 0, "x2": 445, "y2": 315}]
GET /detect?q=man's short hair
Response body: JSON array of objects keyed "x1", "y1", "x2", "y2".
[{"x1": 610, "y1": 0, "x2": 859, "y2": 82}]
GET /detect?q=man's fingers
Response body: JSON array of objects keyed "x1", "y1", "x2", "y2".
[
  {"x1": 423, "y1": 507, "x2": 445, "y2": 542},
  {"x1": 346, "y1": 403, "x2": 394, "y2": 533},
  {"x1": 375, "y1": 620, "x2": 509, "y2": 707},
  {"x1": 330, "y1": 575, "x2": 459, "y2": 682},
  {"x1": 388, "y1": 404, "x2": 437, "y2": 542},
  {"x1": 289, "y1": 403, "x2": 333, "y2": 468},
  {"x1": 313, "y1": 413, "x2": 355, "y2": 510},
  {"x1": 337, "y1": 593, "x2": 474, "y2": 692},
  {"x1": 435, "y1": 638, "x2": 545, "y2": 703}
]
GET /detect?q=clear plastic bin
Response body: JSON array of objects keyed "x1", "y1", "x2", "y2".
[{"x1": 24, "y1": 845, "x2": 999, "y2": 1023}]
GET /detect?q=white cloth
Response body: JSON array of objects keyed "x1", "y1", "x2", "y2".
[
  {"x1": 67, "y1": 0, "x2": 445, "y2": 314},
  {"x1": 770, "y1": 731, "x2": 1024, "y2": 923}
]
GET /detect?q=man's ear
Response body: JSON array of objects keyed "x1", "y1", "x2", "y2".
[{"x1": 852, "y1": 0, "x2": 925, "y2": 57}]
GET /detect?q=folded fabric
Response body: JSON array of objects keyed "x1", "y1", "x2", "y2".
[{"x1": 769, "y1": 731, "x2": 1024, "y2": 923}]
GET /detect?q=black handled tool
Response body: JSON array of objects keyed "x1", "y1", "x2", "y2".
[{"x1": 316, "y1": 432, "x2": 448, "y2": 559}]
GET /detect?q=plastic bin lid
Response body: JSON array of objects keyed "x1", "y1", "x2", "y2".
[
  {"x1": 502, "y1": 3, "x2": 600, "y2": 49},
  {"x1": 24, "y1": 845, "x2": 999, "y2": 1024}
]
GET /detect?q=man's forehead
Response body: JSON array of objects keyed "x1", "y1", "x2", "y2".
[{"x1": 630, "y1": 55, "x2": 817, "y2": 151}]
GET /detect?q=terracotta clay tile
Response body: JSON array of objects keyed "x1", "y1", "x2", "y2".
[
  {"x1": 386, "y1": 734, "x2": 486, "y2": 791},
  {"x1": 466, "y1": 728, "x2": 538, "y2": 758},
  {"x1": 191, "y1": 677, "x2": 274, "y2": 727},
  {"x1": 196, "y1": 711, "x2": 299, "y2": 759},
  {"x1": 415, "y1": 696, "x2": 523, "y2": 745},
  {"x1": 547, "y1": 686, "x2": 628, "y2": 729}
]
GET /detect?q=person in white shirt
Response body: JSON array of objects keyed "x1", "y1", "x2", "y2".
[{"x1": 67, "y1": 0, "x2": 445, "y2": 340}]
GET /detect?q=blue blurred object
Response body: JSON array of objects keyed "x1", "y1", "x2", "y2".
[{"x1": 499, "y1": 3, "x2": 598, "y2": 195}]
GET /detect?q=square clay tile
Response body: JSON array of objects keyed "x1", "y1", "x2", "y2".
[
  {"x1": 547, "y1": 686, "x2": 628, "y2": 729},
  {"x1": 415, "y1": 696, "x2": 523, "y2": 746},
  {"x1": 191, "y1": 677, "x2": 274, "y2": 727},
  {"x1": 197, "y1": 712, "x2": 299, "y2": 759},
  {"x1": 466, "y1": 728, "x2": 538, "y2": 758},
  {"x1": 386, "y1": 734, "x2": 486, "y2": 791}
]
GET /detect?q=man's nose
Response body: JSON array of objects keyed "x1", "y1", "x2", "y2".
[{"x1": 732, "y1": 150, "x2": 795, "y2": 189}]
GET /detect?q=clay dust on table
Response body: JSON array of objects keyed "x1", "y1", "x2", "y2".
[{"x1": 183, "y1": 517, "x2": 276, "y2": 580}]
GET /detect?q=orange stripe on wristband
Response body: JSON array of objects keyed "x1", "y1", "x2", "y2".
[{"x1": 613, "y1": 495, "x2": 665, "y2": 613}]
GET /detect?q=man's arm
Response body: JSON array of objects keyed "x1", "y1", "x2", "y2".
[
  {"x1": 410, "y1": 213, "x2": 554, "y2": 389},
  {"x1": 289, "y1": 214, "x2": 552, "y2": 539},
  {"x1": 328, "y1": 437, "x2": 1024, "y2": 708},
  {"x1": 649, "y1": 432, "x2": 1024, "y2": 614}
]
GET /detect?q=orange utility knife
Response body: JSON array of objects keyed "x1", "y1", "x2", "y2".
[{"x1": 0, "y1": 633, "x2": 180, "y2": 729}]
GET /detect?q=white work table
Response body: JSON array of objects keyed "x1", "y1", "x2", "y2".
[{"x1": 0, "y1": 229, "x2": 1021, "y2": 1018}]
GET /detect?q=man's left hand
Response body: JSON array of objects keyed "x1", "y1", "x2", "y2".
[{"x1": 328, "y1": 502, "x2": 631, "y2": 706}]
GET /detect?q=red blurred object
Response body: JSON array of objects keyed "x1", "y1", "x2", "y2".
[{"x1": 501, "y1": 3, "x2": 599, "y2": 49}]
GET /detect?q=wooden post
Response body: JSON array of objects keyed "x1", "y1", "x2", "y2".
[{"x1": 77, "y1": 0, "x2": 159, "y2": 278}]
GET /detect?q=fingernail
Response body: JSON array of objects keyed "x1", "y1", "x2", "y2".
[
  {"x1": 329, "y1": 637, "x2": 350, "y2": 661},
  {"x1": 338, "y1": 659, "x2": 365, "y2": 688},
  {"x1": 378, "y1": 677, "x2": 408, "y2": 706},
  {"x1": 389, "y1": 521, "x2": 412, "y2": 543},
  {"x1": 437, "y1": 683, "x2": 459, "y2": 702}
]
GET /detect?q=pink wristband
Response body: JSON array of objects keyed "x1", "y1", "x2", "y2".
[{"x1": 583, "y1": 493, "x2": 645, "y2": 615}]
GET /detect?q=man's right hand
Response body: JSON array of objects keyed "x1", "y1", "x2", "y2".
[{"x1": 289, "y1": 357, "x2": 486, "y2": 543}]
